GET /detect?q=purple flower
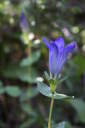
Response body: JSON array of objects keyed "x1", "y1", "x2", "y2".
[
  {"x1": 20, "y1": 12, "x2": 28, "y2": 32},
  {"x1": 42, "y1": 37, "x2": 76, "y2": 77}
]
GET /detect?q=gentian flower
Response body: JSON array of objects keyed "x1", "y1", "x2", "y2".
[
  {"x1": 42, "y1": 37, "x2": 76, "y2": 77},
  {"x1": 20, "y1": 12, "x2": 29, "y2": 32}
]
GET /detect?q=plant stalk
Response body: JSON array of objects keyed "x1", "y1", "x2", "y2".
[{"x1": 48, "y1": 94, "x2": 54, "y2": 128}]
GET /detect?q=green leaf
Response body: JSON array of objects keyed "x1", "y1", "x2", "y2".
[
  {"x1": 56, "y1": 121, "x2": 72, "y2": 128},
  {"x1": 71, "y1": 99, "x2": 85, "y2": 123},
  {"x1": 20, "y1": 51, "x2": 40, "y2": 67},
  {"x1": 2, "y1": 65, "x2": 38, "y2": 83},
  {"x1": 19, "y1": 68, "x2": 38, "y2": 83},
  {"x1": 57, "y1": 122, "x2": 66, "y2": 128},
  {"x1": 54, "y1": 92, "x2": 70, "y2": 100},
  {"x1": 37, "y1": 82, "x2": 51, "y2": 97},
  {"x1": 20, "y1": 87, "x2": 38, "y2": 101},
  {"x1": 5, "y1": 86, "x2": 21, "y2": 97},
  {"x1": 37, "y1": 82, "x2": 69, "y2": 99},
  {"x1": 21, "y1": 103, "x2": 37, "y2": 117}
]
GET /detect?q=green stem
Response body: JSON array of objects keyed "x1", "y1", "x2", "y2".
[{"x1": 48, "y1": 94, "x2": 54, "y2": 128}]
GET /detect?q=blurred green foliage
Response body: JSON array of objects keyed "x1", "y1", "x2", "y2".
[{"x1": 0, "y1": 0, "x2": 85, "y2": 128}]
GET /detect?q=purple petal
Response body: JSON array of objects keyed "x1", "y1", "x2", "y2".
[
  {"x1": 55, "y1": 37, "x2": 64, "y2": 52},
  {"x1": 49, "y1": 43, "x2": 58, "y2": 76},
  {"x1": 20, "y1": 12, "x2": 28, "y2": 32},
  {"x1": 42, "y1": 37, "x2": 50, "y2": 48},
  {"x1": 54, "y1": 51, "x2": 66, "y2": 76},
  {"x1": 55, "y1": 41, "x2": 76, "y2": 75},
  {"x1": 65, "y1": 41, "x2": 77, "y2": 55}
]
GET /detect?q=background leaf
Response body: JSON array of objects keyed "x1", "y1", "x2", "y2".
[
  {"x1": 20, "y1": 87, "x2": 38, "y2": 102},
  {"x1": 20, "y1": 51, "x2": 40, "y2": 67},
  {"x1": 71, "y1": 99, "x2": 85, "y2": 123},
  {"x1": 5, "y1": 86, "x2": 21, "y2": 97},
  {"x1": 2, "y1": 65, "x2": 38, "y2": 83}
]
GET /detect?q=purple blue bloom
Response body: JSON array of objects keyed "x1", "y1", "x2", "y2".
[
  {"x1": 42, "y1": 37, "x2": 76, "y2": 77},
  {"x1": 20, "y1": 12, "x2": 28, "y2": 32}
]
